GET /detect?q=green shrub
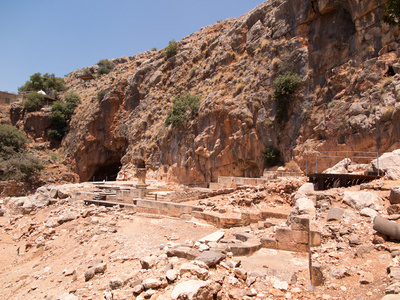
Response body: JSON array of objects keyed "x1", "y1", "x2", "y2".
[
  {"x1": 151, "y1": 47, "x2": 157, "y2": 51},
  {"x1": 24, "y1": 92, "x2": 45, "y2": 112},
  {"x1": 273, "y1": 71, "x2": 301, "y2": 123},
  {"x1": 18, "y1": 72, "x2": 65, "y2": 93},
  {"x1": 263, "y1": 147, "x2": 281, "y2": 167},
  {"x1": 164, "y1": 40, "x2": 179, "y2": 59},
  {"x1": 0, "y1": 124, "x2": 27, "y2": 155},
  {"x1": 48, "y1": 92, "x2": 80, "y2": 140},
  {"x1": 97, "y1": 59, "x2": 114, "y2": 76},
  {"x1": 0, "y1": 152, "x2": 43, "y2": 182},
  {"x1": 165, "y1": 93, "x2": 201, "y2": 127}
]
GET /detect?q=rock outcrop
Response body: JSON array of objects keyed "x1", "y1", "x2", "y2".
[{"x1": 54, "y1": 0, "x2": 400, "y2": 182}]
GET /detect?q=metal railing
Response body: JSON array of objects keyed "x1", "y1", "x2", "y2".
[{"x1": 305, "y1": 151, "x2": 379, "y2": 175}]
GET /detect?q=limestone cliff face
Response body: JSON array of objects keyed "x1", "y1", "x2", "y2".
[{"x1": 61, "y1": 0, "x2": 400, "y2": 182}]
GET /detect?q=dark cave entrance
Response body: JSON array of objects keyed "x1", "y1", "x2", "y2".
[{"x1": 91, "y1": 159, "x2": 122, "y2": 181}]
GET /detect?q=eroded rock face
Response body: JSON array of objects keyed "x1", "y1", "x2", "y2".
[{"x1": 60, "y1": 0, "x2": 399, "y2": 183}]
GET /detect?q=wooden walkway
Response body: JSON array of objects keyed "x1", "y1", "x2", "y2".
[{"x1": 307, "y1": 173, "x2": 380, "y2": 190}]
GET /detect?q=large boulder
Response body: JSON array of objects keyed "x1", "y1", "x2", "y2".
[
  {"x1": 370, "y1": 150, "x2": 400, "y2": 179},
  {"x1": 343, "y1": 191, "x2": 383, "y2": 211},
  {"x1": 288, "y1": 197, "x2": 315, "y2": 224},
  {"x1": 171, "y1": 280, "x2": 215, "y2": 300}
]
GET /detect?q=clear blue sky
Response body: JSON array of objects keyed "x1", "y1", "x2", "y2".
[{"x1": 0, "y1": 0, "x2": 265, "y2": 93}]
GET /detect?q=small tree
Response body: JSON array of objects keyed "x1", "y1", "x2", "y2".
[
  {"x1": 97, "y1": 59, "x2": 114, "y2": 76},
  {"x1": 0, "y1": 124, "x2": 27, "y2": 155},
  {"x1": 165, "y1": 93, "x2": 201, "y2": 127},
  {"x1": 164, "y1": 40, "x2": 179, "y2": 59},
  {"x1": 48, "y1": 92, "x2": 80, "y2": 140},
  {"x1": 18, "y1": 72, "x2": 65, "y2": 93},
  {"x1": 273, "y1": 71, "x2": 301, "y2": 123},
  {"x1": 24, "y1": 92, "x2": 44, "y2": 112}
]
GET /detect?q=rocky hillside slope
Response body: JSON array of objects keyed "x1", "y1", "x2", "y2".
[{"x1": 61, "y1": 0, "x2": 400, "y2": 183}]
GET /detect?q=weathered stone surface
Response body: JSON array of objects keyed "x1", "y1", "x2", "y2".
[
  {"x1": 166, "y1": 269, "x2": 178, "y2": 282},
  {"x1": 386, "y1": 282, "x2": 400, "y2": 294},
  {"x1": 198, "y1": 230, "x2": 225, "y2": 244},
  {"x1": 195, "y1": 251, "x2": 226, "y2": 268},
  {"x1": 388, "y1": 204, "x2": 400, "y2": 215},
  {"x1": 371, "y1": 150, "x2": 400, "y2": 180},
  {"x1": 167, "y1": 247, "x2": 201, "y2": 260},
  {"x1": 343, "y1": 191, "x2": 383, "y2": 211},
  {"x1": 360, "y1": 207, "x2": 378, "y2": 218},
  {"x1": 142, "y1": 278, "x2": 162, "y2": 290},
  {"x1": 390, "y1": 187, "x2": 400, "y2": 204},
  {"x1": 109, "y1": 277, "x2": 124, "y2": 290},
  {"x1": 327, "y1": 207, "x2": 344, "y2": 221},
  {"x1": 179, "y1": 263, "x2": 209, "y2": 280},
  {"x1": 288, "y1": 197, "x2": 315, "y2": 224},
  {"x1": 330, "y1": 267, "x2": 347, "y2": 279},
  {"x1": 171, "y1": 280, "x2": 213, "y2": 300},
  {"x1": 57, "y1": 293, "x2": 78, "y2": 300}
]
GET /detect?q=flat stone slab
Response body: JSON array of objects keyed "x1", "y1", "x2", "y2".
[
  {"x1": 198, "y1": 230, "x2": 225, "y2": 244},
  {"x1": 327, "y1": 207, "x2": 344, "y2": 221},
  {"x1": 238, "y1": 248, "x2": 308, "y2": 281},
  {"x1": 195, "y1": 250, "x2": 226, "y2": 267}
]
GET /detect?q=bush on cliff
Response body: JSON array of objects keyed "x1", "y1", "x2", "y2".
[
  {"x1": 0, "y1": 124, "x2": 27, "y2": 155},
  {"x1": 164, "y1": 40, "x2": 179, "y2": 59},
  {"x1": 272, "y1": 71, "x2": 301, "y2": 123},
  {"x1": 97, "y1": 59, "x2": 114, "y2": 76},
  {"x1": 0, "y1": 124, "x2": 43, "y2": 183},
  {"x1": 165, "y1": 93, "x2": 201, "y2": 127},
  {"x1": 24, "y1": 92, "x2": 45, "y2": 112},
  {"x1": 48, "y1": 92, "x2": 80, "y2": 140}
]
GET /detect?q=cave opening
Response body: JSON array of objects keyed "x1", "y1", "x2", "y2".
[{"x1": 91, "y1": 160, "x2": 122, "y2": 181}]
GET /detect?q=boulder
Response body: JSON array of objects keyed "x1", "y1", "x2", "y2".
[
  {"x1": 293, "y1": 183, "x2": 315, "y2": 201},
  {"x1": 142, "y1": 278, "x2": 162, "y2": 290},
  {"x1": 180, "y1": 263, "x2": 209, "y2": 280},
  {"x1": 171, "y1": 280, "x2": 214, "y2": 300},
  {"x1": 327, "y1": 207, "x2": 344, "y2": 221},
  {"x1": 390, "y1": 187, "x2": 400, "y2": 204},
  {"x1": 343, "y1": 191, "x2": 382, "y2": 211},
  {"x1": 109, "y1": 278, "x2": 124, "y2": 290},
  {"x1": 360, "y1": 207, "x2": 378, "y2": 218},
  {"x1": 370, "y1": 150, "x2": 400, "y2": 179},
  {"x1": 195, "y1": 251, "x2": 226, "y2": 268},
  {"x1": 288, "y1": 197, "x2": 315, "y2": 224}
]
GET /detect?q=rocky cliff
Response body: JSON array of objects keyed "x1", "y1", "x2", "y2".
[{"x1": 60, "y1": 0, "x2": 400, "y2": 183}]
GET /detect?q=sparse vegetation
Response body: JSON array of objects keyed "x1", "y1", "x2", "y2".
[
  {"x1": 164, "y1": 40, "x2": 179, "y2": 59},
  {"x1": 273, "y1": 71, "x2": 302, "y2": 123},
  {"x1": 97, "y1": 59, "x2": 114, "y2": 76},
  {"x1": 0, "y1": 124, "x2": 43, "y2": 183},
  {"x1": 263, "y1": 146, "x2": 281, "y2": 167},
  {"x1": 24, "y1": 92, "x2": 45, "y2": 112},
  {"x1": 165, "y1": 93, "x2": 201, "y2": 127},
  {"x1": 18, "y1": 72, "x2": 65, "y2": 93},
  {"x1": 0, "y1": 125, "x2": 27, "y2": 155}
]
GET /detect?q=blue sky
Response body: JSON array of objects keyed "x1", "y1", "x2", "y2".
[{"x1": 0, "y1": 0, "x2": 265, "y2": 93}]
